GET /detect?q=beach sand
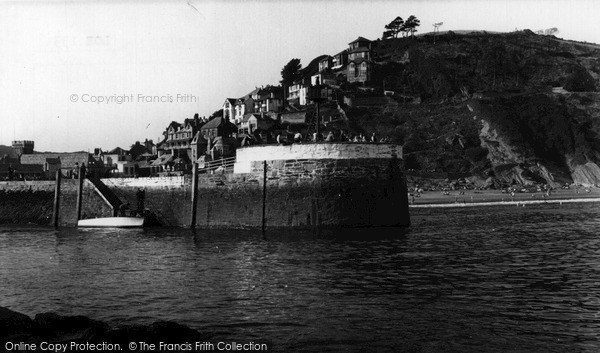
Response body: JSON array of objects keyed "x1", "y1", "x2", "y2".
[{"x1": 409, "y1": 188, "x2": 600, "y2": 208}]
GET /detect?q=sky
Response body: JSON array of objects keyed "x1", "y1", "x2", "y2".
[{"x1": 1, "y1": 0, "x2": 599, "y2": 152}]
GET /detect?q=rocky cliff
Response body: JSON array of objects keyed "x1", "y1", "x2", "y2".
[{"x1": 344, "y1": 30, "x2": 600, "y2": 186}]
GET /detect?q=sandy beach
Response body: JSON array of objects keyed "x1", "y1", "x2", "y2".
[{"x1": 409, "y1": 188, "x2": 600, "y2": 208}]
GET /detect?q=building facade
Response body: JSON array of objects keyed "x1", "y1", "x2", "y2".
[
  {"x1": 12, "y1": 140, "x2": 34, "y2": 156},
  {"x1": 347, "y1": 37, "x2": 373, "y2": 83}
]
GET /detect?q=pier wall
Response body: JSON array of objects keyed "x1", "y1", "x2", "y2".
[
  {"x1": 0, "y1": 144, "x2": 410, "y2": 228},
  {"x1": 0, "y1": 179, "x2": 113, "y2": 225}
]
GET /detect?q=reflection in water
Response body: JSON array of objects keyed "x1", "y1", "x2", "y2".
[{"x1": 1, "y1": 203, "x2": 600, "y2": 351}]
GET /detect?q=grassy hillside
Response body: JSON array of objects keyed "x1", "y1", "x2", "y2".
[{"x1": 342, "y1": 30, "x2": 600, "y2": 186}]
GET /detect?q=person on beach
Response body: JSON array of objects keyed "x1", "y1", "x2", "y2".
[
  {"x1": 294, "y1": 132, "x2": 303, "y2": 143},
  {"x1": 339, "y1": 131, "x2": 349, "y2": 142},
  {"x1": 370, "y1": 132, "x2": 377, "y2": 143},
  {"x1": 119, "y1": 202, "x2": 130, "y2": 217},
  {"x1": 325, "y1": 131, "x2": 335, "y2": 142}
]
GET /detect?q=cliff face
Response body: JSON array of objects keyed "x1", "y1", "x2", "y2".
[
  {"x1": 346, "y1": 30, "x2": 600, "y2": 186},
  {"x1": 470, "y1": 93, "x2": 600, "y2": 186}
]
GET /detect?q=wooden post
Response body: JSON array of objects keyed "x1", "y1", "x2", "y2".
[
  {"x1": 262, "y1": 160, "x2": 267, "y2": 232},
  {"x1": 75, "y1": 164, "x2": 85, "y2": 221},
  {"x1": 190, "y1": 162, "x2": 198, "y2": 229},
  {"x1": 52, "y1": 169, "x2": 61, "y2": 227},
  {"x1": 315, "y1": 101, "x2": 320, "y2": 140}
]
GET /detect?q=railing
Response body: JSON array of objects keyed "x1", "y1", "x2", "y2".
[
  {"x1": 102, "y1": 177, "x2": 172, "y2": 226},
  {"x1": 199, "y1": 156, "x2": 236, "y2": 173}
]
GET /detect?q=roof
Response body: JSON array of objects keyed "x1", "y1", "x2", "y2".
[
  {"x1": 183, "y1": 117, "x2": 201, "y2": 129},
  {"x1": 45, "y1": 158, "x2": 61, "y2": 164},
  {"x1": 151, "y1": 154, "x2": 174, "y2": 166},
  {"x1": 319, "y1": 56, "x2": 332, "y2": 63},
  {"x1": 20, "y1": 152, "x2": 102, "y2": 169},
  {"x1": 0, "y1": 164, "x2": 44, "y2": 174},
  {"x1": 201, "y1": 117, "x2": 225, "y2": 130},
  {"x1": 0, "y1": 157, "x2": 19, "y2": 164},
  {"x1": 349, "y1": 36, "x2": 372, "y2": 44},
  {"x1": 242, "y1": 113, "x2": 261, "y2": 123},
  {"x1": 191, "y1": 131, "x2": 208, "y2": 145},
  {"x1": 12, "y1": 164, "x2": 44, "y2": 173},
  {"x1": 244, "y1": 87, "x2": 261, "y2": 99},
  {"x1": 136, "y1": 160, "x2": 153, "y2": 168},
  {"x1": 167, "y1": 121, "x2": 182, "y2": 130},
  {"x1": 224, "y1": 98, "x2": 237, "y2": 106},
  {"x1": 108, "y1": 147, "x2": 126, "y2": 155}
]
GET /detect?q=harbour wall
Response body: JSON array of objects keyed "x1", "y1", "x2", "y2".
[
  {"x1": 0, "y1": 143, "x2": 410, "y2": 228},
  {"x1": 0, "y1": 179, "x2": 114, "y2": 226}
]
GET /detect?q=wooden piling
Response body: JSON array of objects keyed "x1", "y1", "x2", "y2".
[
  {"x1": 262, "y1": 160, "x2": 267, "y2": 232},
  {"x1": 75, "y1": 165, "x2": 85, "y2": 221},
  {"x1": 190, "y1": 162, "x2": 198, "y2": 229},
  {"x1": 52, "y1": 169, "x2": 61, "y2": 227}
]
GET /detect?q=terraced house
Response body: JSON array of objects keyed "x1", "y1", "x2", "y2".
[{"x1": 160, "y1": 115, "x2": 203, "y2": 156}]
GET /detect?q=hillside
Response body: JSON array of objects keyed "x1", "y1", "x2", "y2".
[
  {"x1": 0, "y1": 145, "x2": 17, "y2": 158},
  {"x1": 342, "y1": 30, "x2": 600, "y2": 187}
]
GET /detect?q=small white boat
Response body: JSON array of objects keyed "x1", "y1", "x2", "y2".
[{"x1": 77, "y1": 217, "x2": 145, "y2": 228}]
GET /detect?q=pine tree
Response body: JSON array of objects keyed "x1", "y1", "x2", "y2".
[
  {"x1": 404, "y1": 15, "x2": 421, "y2": 37},
  {"x1": 383, "y1": 16, "x2": 404, "y2": 39}
]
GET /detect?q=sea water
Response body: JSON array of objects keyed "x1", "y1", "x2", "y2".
[{"x1": 1, "y1": 202, "x2": 600, "y2": 352}]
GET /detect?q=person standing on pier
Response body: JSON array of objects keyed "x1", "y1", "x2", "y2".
[{"x1": 136, "y1": 188, "x2": 145, "y2": 215}]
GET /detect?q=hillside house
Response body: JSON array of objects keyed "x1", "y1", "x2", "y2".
[
  {"x1": 253, "y1": 86, "x2": 283, "y2": 113},
  {"x1": 222, "y1": 98, "x2": 237, "y2": 122},
  {"x1": 347, "y1": 37, "x2": 373, "y2": 83},
  {"x1": 161, "y1": 115, "x2": 203, "y2": 157},
  {"x1": 151, "y1": 154, "x2": 175, "y2": 173},
  {"x1": 332, "y1": 49, "x2": 348, "y2": 70},
  {"x1": 318, "y1": 56, "x2": 333, "y2": 72},
  {"x1": 234, "y1": 96, "x2": 255, "y2": 124},
  {"x1": 238, "y1": 113, "x2": 277, "y2": 135},
  {"x1": 288, "y1": 81, "x2": 309, "y2": 106},
  {"x1": 311, "y1": 72, "x2": 337, "y2": 86},
  {"x1": 115, "y1": 160, "x2": 138, "y2": 177},
  {"x1": 200, "y1": 117, "x2": 237, "y2": 141}
]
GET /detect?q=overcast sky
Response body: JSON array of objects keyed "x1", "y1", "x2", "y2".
[{"x1": 1, "y1": 0, "x2": 599, "y2": 152}]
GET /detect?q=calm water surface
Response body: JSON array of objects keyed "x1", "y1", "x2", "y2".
[{"x1": 2, "y1": 203, "x2": 600, "y2": 352}]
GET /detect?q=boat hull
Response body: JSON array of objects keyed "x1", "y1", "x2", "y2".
[{"x1": 77, "y1": 217, "x2": 145, "y2": 228}]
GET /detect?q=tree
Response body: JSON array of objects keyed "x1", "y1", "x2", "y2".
[
  {"x1": 382, "y1": 29, "x2": 395, "y2": 40},
  {"x1": 208, "y1": 109, "x2": 223, "y2": 121},
  {"x1": 383, "y1": 16, "x2": 404, "y2": 39},
  {"x1": 280, "y1": 58, "x2": 302, "y2": 86},
  {"x1": 404, "y1": 15, "x2": 421, "y2": 37}
]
